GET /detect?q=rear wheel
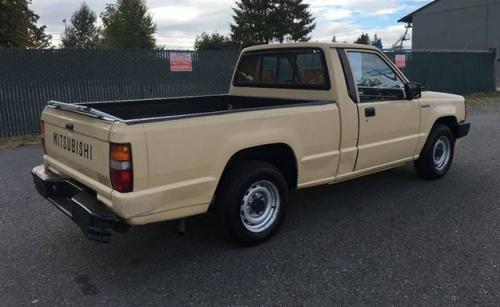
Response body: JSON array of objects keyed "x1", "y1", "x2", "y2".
[
  {"x1": 215, "y1": 161, "x2": 288, "y2": 245},
  {"x1": 414, "y1": 124, "x2": 455, "y2": 179}
]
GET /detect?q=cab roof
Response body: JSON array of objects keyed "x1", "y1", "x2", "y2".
[{"x1": 242, "y1": 42, "x2": 380, "y2": 53}]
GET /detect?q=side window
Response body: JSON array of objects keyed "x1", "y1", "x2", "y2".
[
  {"x1": 234, "y1": 49, "x2": 330, "y2": 90},
  {"x1": 347, "y1": 52, "x2": 406, "y2": 102}
]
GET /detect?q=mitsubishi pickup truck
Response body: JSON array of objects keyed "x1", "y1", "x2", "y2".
[{"x1": 32, "y1": 43, "x2": 470, "y2": 245}]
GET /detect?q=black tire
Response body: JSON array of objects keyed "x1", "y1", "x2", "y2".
[
  {"x1": 414, "y1": 124, "x2": 455, "y2": 180},
  {"x1": 215, "y1": 160, "x2": 289, "y2": 245}
]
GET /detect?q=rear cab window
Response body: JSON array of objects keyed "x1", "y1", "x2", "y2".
[{"x1": 234, "y1": 48, "x2": 330, "y2": 90}]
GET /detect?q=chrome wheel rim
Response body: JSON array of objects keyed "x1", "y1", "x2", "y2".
[
  {"x1": 240, "y1": 180, "x2": 280, "y2": 233},
  {"x1": 433, "y1": 136, "x2": 451, "y2": 171}
]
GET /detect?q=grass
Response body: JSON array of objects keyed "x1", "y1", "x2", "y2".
[
  {"x1": 0, "y1": 134, "x2": 40, "y2": 149},
  {"x1": 464, "y1": 91, "x2": 500, "y2": 108}
]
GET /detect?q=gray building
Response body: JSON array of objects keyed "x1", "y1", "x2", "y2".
[{"x1": 399, "y1": 0, "x2": 500, "y2": 81}]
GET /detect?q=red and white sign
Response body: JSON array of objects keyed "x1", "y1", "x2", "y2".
[
  {"x1": 395, "y1": 54, "x2": 406, "y2": 68},
  {"x1": 170, "y1": 52, "x2": 192, "y2": 72}
]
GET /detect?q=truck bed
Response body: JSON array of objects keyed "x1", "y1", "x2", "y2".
[{"x1": 74, "y1": 95, "x2": 329, "y2": 123}]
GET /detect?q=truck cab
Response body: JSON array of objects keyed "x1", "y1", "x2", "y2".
[{"x1": 230, "y1": 44, "x2": 468, "y2": 181}]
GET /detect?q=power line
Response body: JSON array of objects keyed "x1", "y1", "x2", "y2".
[{"x1": 48, "y1": 32, "x2": 197, "y2": 40}]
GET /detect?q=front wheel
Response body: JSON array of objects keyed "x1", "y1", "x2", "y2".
[
  {"x1": 215, "y1": 161, "x2": 289, "y2": 245},
  {"x1": 414, "y1": 124, "x2": 455, "y2": 179}
]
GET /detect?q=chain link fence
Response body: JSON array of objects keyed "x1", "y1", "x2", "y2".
[
  {"x1": 385, "y1": 49, "x2": 497, "y2": 94},
  {"x1": 0, "y1": 49, "x2": 239, "y2": 137},
  {"x1": 0, "y1": 48, "x2": 496, "y2": 137}
]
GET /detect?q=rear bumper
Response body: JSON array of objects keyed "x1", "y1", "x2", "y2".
[
  {"x1": 457, "y1": 122, "x2": 471, "y2": 139},
  {"x1": 32, "y1": 165, "x2": 128, "y2": 243}
]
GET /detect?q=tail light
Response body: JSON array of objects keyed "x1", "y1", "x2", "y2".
[
  {"x1": 40, "y1": 120, "x2": 47, "y2": 154},
  {"x1": 109, "y1": 143, "x2": 133, "y2": 193},
  {"x1": 464, "y1": 98, "x2": 467, "y2": 121}
]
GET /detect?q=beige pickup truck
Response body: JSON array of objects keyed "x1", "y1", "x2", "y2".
[{"x1": 32, "y1": 43, "x2": 470, "y2": 245}]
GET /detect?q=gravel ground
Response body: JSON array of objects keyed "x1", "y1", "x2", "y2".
[{"x1": 1, "y1": 105, "x2": 499, "y2": 306}]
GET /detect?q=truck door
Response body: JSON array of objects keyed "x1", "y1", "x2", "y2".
[{"x1": 345, "y1": 50, "x2": 420, "y2": 171}]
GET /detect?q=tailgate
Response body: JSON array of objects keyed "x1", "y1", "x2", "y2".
[{"x1": 42, "y1": 106, "x2": 113, "y2": 190}]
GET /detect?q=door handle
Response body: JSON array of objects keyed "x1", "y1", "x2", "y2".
[{"x1": 365, "y1": 107, "x2": 376, "y2": 118}]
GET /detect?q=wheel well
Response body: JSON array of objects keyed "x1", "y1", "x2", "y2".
[
  {"x1": 435, "y1": 116, "x2": 459, "y2": 138},
  {"x1": 221, "y1": 143, "x2": 298, "y2": 189}
]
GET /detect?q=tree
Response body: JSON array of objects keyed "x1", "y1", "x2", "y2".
[
  {"x1": 331, "y1": 35, "x2": 336, "y2": 43},
  {"x1": 0, "y1": 0, "x2": 51, "y2": 48},
  {"x1": 230, "y1": 0, "x2": 271, "y2": 47},
  {"x1": 371, "y1": 33, "x2": 383, "y2": 49},
  {"x1": 194, "y1": 32, "x2": 237, "y2": 51},
  {"x1": 61, "y1": 3, "x2": 100, "y2": 48},
  {"x1": 354, "y1": 33, "x2": 370, "y2": 45},
  {"x1": 272, "y1": 0, "x2": 315, "y2": 43},
  {"x1": 100, "y1": 0, "x2": 156, "y2": 49},
  {"x1": 230, "y1": 0, "x2": 315, "y2": 47}
]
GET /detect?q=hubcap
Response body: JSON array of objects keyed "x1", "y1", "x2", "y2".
[
  {"x1": 433, "y1": 136, "x2": 451, "y2": 171},
  {"x1": 240, "y1": 180, "x2": 280, "y2": 233}
]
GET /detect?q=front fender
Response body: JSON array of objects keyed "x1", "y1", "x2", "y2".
[{"x1": 416, "y1": 91, "x2": 466, "y2": 154}]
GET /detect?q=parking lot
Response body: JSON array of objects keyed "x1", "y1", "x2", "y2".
[{"x1": 1, "y1": 104, "x2": 499, "y2": 306}]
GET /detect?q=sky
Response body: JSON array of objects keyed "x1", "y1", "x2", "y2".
[{"x1": 31, "y1": 0, "x2": 432, "y2": 49}]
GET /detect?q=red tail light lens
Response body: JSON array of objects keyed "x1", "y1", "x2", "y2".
[
  {"x1": 40, "y1": 120, "x2": 46, "y2": 154},
  {"x1": 110, "y1": 143, "x2": 133, "y2": 193}
]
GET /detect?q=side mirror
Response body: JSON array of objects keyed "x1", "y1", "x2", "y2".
[{"x1": 405, "y1": 82, "x2": 422, "y2": 100}]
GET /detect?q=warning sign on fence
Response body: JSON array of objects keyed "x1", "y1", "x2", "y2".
[
  {"x1": 170, "y1": 52, "x2": 193, "y2": 72},
  {"x1": 395, "y1": 54, "x2": 406, "y2": 68}
]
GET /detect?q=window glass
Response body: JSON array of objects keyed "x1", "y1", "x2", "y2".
[
  {"x1": 234, "y1": 49, "x2": 329, "y2": 89},
  {"x1": 297, "y1": 51, "x2": 327, "y2": 86},
  {"x1": 236, "y1": 55, "x2": 261, "y2": 83},
  {"x1": 347, "y1": 51, "x2": 406, "y2": 102},
  {"x1": 277, "y1": 56, "x2": 295, "y2": 84},
  {"x1": 261, "y1": 55, "x2": 278, "y2": 83}
]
